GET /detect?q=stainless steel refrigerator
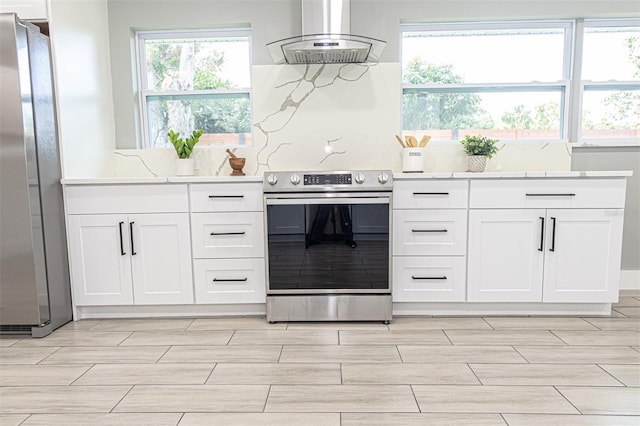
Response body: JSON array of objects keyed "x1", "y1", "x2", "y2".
[{"x1": 0, "y1": 13, "x2": 72, "y2": 337}]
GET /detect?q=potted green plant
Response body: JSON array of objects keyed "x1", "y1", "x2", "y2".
[
  {"x1": 460, "y1": 134, "x2": 499, "y2": 172},
  {"x1": 168, "y1": 129, "x2": 203, "y2": 176}
]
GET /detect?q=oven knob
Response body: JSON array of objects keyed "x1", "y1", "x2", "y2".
[
  {"x1": 290, "y1": 174, "x2": 301, "y2": 185},
  {"x1": 378, "y1": 172, "x2": 390, "y2": 184},
  {"x1": 266, "y1": 174, "x2": 278, "y2": 185},
  {"x1": 354, "y1": 172, "x2": 366, "y2": 184}
]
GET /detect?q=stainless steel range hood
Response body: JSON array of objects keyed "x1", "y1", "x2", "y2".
[{"x1": 267, "y1": 0, "x2": 386, "y2": 64}]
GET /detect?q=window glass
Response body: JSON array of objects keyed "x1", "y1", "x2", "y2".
[
  {"x1": 582, "y1": 26, "x2": 640, "y2": 81},
  {"x1": 138, "y1": 30, "x2": 251, "y2": 148}
]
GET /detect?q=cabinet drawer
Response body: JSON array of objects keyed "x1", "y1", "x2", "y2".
[
  {"x1": 393, "y1": 257, "x2": 466, "y2": 302},
  {"x1": 191, "y1": 212, "x2": 264, "y2": 258},
  {"x1": 469, "y1": 179, "x2": 627, "y2": 209},
  {"x1": 190, "y1": 183, "x2": 263, "y2": 212},
  {"x1": 65, "y1": 184, "x2": 189, "y2": 214},
  {"x1": 194, "y1": 258, "x2": 266, "y2": 304},
  {"x1": 393, "y1": 180, "x2": 468, "y2": 209},
  {"x1": 393, "y1": 210, "x2": 467, "y2": 256}
]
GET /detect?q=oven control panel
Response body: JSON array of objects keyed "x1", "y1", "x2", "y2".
[{"x1": 264, "y1": 170, "x2": 393, "y2": 192}]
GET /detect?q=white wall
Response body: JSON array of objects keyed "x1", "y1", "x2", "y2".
[{"x1": 48, "y1": 0, "x2": 116, "y2": 178}]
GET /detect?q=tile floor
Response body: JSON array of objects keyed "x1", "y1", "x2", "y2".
[{"x1": 1, "y1": 291, "x2": 639, "y2": 426}]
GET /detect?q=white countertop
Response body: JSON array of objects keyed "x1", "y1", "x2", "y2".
[{"x1": 61, "y1": 175, "x2": 263, "y2": 185}]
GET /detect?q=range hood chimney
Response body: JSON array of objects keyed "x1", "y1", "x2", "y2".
[{"x1": 267, "y1": 0, "x2": 386, "y2": 64}]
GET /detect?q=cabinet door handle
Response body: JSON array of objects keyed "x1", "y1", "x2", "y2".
[
  {"x1": 210, "y1": 231, "x2": 246, "y2": 236},
  {"x1": 118, "y1": 221, "x2": 126, "y2": 255},
  {"x1": 412, "y1": 229, "x2": 448, "y2": 233},
  {"x1": 538, "y1": 217, "x2": 545, "y2": 252},
  {"x1": 208, "y1": 195, "x2": 244, "y2": 198},
  {"x1": 525, "y1": 193, "x2": 576, "y2": 197},
  {"x1": 413, "y1": 192, "x2": 449, "y2": 195},
  {"x1": 129, "y1": 222, "x2": 137, "y2": 255},
  {"x1": 213, "y1": 278, "x2": 248, "y2": 282},
  {"x1": 549, "y1": 217, "x2": 557, "y2": 252},
  {"x1": 411, "y1": 275, "x2": 447, "y2": 280}
]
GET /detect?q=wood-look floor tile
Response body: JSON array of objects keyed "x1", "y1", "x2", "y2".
[
  {"x1": 552, "y1": 330, "x2": 640, "y2": 346},
  {"x1": 286, "y1": 321, "x2": 389, "y2": 330},
  {"x1": 40, "y1": 346, "x2": 169, "y2": 364},
  {"x1": 515, "y1": 346, "x2": 640, "y2": 364},
  {"x1": 179, "y1": 413, "x2": 340, "y2": 426},
  {"x1": 0, "y1": 336, "x2": 25, "y2": 347},
  {"x1": 88, "y1": 318, "x2": 194, "y2": 332},
  {"x1": 119, "y1": 330, "x2": 232, "y2": 346},
  {"x1": 20, "y1": 413, "x2": 182, "y2": 426},
  {"x1": 113, "y1": 385, "x2": 269, "y2": 412},
  {"x1": 188, "y1": 317, "x2": 286, "y2": 330},
  {"x1": 342, "y1": 363, "x2": 479, "y2": 385},
  {"x1": 502, "y1": 414, "x2": 640, "y2": 426},
  {"x1": 398, "y1": 345, "x2": 527, "y2": 363},
  {"x1": 0, "y1": 385, "x2": 130, "y2": 414},
  {"x1": 583, "y1": 318, "x2": 640, "y2": 330},
  {"x1": 599, "y1": 364, "x2": 640, "y2": 386},
  {"x1": 388, "y1": 317, "x2": 492, "y2": 330},
  {"x1": 13, "y1": 331, "x2": 130, "y2": 347},
  {"x1": 207, "y1": 363, "x2": 341, "y2": 384},
  {"x1": 470, "y1": 363, "x2": 623, "y2": 386},
  {"x1": 73, "y1": 363, "x2": 215, "y2": 385},
  {"x1": 0, "y1": 415, "x2": 29, "y2": 426},
  {"x1": 0, "y1": 347, "x2": 60, "y2": 364},
  {"x1": 58, "y1": 319, "x2": 101, "y2": 330},
  {"x1": 614, "y1": 297, "x2": 640, "y2": 307},
  {"x1": 158, "y1": 345, "x2": 281, "y2": 363},
  {"x1": 265, "y1": 384, "x2": 418, "y2": 412},
  {"x1": 483, "y1": 317, "x2": 597, "y2": 330},
  {"x1": 341, "y1": 413, "x2": 507, "y2": 426},
  {"x1": 612, "y1": 307, "x2": 640, "y2": 318},
  {"x1": 0, "y1": 365, "x2": 90, "y2": 386},
  {"x1": 339, "y1": 330, "x2": 450, "y2": 345},
  {"x1": 413, "y1": 385, "x2": 578, "y2": 414},
  {"x1": 557, "y1": 386, "x2": 640, "y2": 415},
  {"x1": 444, "y1": 330, "x2": 564, "y2": 345},
  {"x1": 228, "y1": 330, "x2": 338, "y2": 345},
  {"x1": 279, "y1": 345, "x2": 401, "y2": 363}
]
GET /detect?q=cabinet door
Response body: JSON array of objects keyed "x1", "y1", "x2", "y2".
[
  {"x1": 67, "y1": 214, "x2": 133, "y2": 305},
  {"x1": 467, "y1": 209, "x2": 545, "y2": 302},
  {"x1": 129, "y1": 213, "x2": 194, "y2": 305},
  {"x1": 543, "y1": 209, "x2": 624, "y2": 303}
]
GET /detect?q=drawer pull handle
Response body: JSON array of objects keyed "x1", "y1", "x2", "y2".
[
  {"x1": 208, "y1": 195, "x2": 244, "y2": 198},
  {"x1": 411, "y1": 275, "x2": 447, "y2": 280},
  {"x1": 412, "y1": 229, "x2": 448, "y2": 233},
  {"x1": 525, "y1": 193, "x2": 576, "y2": 197},
  {"x1": 210, "y1": 231, "x2": 246, "y2": 236},
  {"x1": 413, "y1": 192, "x2": 449, "y2": 195},
  {"x1": 213, "y1": 278, "x2": 248, "y2": 282}
]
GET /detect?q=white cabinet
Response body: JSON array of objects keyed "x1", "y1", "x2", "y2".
[
  {"x1": 65, "y1": 185, "x2": 193, "y2": 306},
  {"x1": 467, "y1": 179, "x2": 626, "y2": 303},
  {"x1": 190, "y1": 183, "x2": 266, "y2": 304},
  {"x1": 392, "y1": 180, "x2": 468, "y2": 302},
  {"x1": 0, "y1": 0, "x2": 48, "y2": 21}
]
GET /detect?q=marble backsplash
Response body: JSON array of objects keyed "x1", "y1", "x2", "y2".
[{"x1": 113, "y1": 63, "x2": 571, "y2": 177}]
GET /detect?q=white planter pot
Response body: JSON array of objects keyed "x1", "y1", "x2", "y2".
[
  {"x1": 175, "y1": 158, "x2": 195, "y2": 176},
  {"x1": 467, "y1": 155, "x2": 487, "y2": 172}
]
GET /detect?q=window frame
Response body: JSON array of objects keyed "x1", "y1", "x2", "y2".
[
  {"x1": 401, "y1": 20, "x2": 574, "y2": 143},
  {"x1": 135, "y1": 28, "x2": 253, "y2": 149}
]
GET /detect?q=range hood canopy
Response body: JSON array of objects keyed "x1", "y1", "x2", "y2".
[{"x1": 267, "y1": 0, "x2": 386, "y2": 64}]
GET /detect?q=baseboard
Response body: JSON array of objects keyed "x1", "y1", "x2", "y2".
[{"x1": 620, "y1": 270, "x2": 640, "y2": 290}]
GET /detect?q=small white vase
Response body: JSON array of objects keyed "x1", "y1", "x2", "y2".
[
  {"x1": 175, "y1": 158, "x2": 195, "y2": 176},
  {"x1": 467, "y1": 155, "x2": 487, "y2": 172}
]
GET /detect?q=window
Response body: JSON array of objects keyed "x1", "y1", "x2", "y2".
[
  {"x1": 136, "y1": 29, "x2": 252, "y2": 148},
  {"x1": 402, "y1": 21, "x2": 572, "y2": 142},
  {"x1": 581, "y1": 20, "x2": 640, "y2": 140}
]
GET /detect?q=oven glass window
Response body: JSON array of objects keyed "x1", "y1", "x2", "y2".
[{"x1": 266, "y1": 203, "x2": 390, "y2": 291}]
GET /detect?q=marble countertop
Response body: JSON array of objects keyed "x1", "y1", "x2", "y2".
[{"x1": 61, "y1": 170, "x2": 632, "y2": 185}]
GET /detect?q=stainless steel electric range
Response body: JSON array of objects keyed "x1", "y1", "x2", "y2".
[{"x1": 263, "y1": 170, "x2": 393, "y2": 323}]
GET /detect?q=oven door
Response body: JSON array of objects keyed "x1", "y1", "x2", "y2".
[{"x1": 265, "y1": 194, "x2": 391, "y2": 295}]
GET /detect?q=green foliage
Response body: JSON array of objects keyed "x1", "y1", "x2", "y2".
[
  {"x1": 501, "y1": 102, "x2": 560, "y2": 130},
  {"x1": 460, "y1": 135, "x2": 500, "y2": 158},
  {"x1": 168, "y1": 129, "x2": 203, "y2": 158},
  {"x1": 402, "y1": 58, "x2": 494, "y2": 130}
]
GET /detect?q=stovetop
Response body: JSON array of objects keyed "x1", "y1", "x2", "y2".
[{"x1": 263, "y1": 170, "x2": 393, "y2": 192}]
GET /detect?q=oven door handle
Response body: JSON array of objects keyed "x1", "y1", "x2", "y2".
[{"x1": 265, "y1": 196, "x2": 390, "y2": 206}]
